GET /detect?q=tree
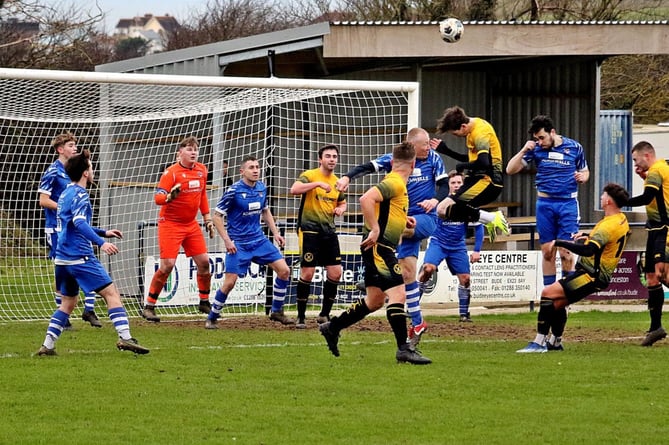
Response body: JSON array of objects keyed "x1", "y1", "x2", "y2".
[
  {"x1": 0, "y1": 0, "x2": 114, "y2": 70},
  {"x1": 167, "y1": 0, "x2": 306, "y2": 51},
  {"x1": 601, "y1": 55, "x2": 669, "y2": 124},
  {"x1": 114, "y1": 36, "x2": 149, "y2": 61}
]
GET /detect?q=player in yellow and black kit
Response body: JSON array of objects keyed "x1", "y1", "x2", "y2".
[
  {"x1": 627, "y1": 141, "x2": 669, "y2": 346},
  {"x1": 289, "y1": 144, "x2": 347, "y2": 328},
  {"x1": 430, "y1": 105, "x2": 509, "y2": 241},
  {"x1": 517, "y1": 183, "x2": 630, "y2": 353},
  {"x1": 319, "y1": 141, "x2": 431, "y2": 364}
]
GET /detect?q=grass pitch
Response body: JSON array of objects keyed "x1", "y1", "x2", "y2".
[{"x1": 1, "y1": 310, "x2": 668, "y2": 445}]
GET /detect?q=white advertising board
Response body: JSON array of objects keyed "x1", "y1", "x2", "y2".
[{"x1": 143, "y1": 253, "x2": 266, "y2": 306}]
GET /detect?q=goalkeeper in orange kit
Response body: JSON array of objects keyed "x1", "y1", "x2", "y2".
[{"x1": 142, "y1": 136, "x2": 215, "y2": 322}]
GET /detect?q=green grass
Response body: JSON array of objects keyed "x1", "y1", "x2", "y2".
[{"x1": 1, "y1": 311, "x2": 669, "y2": 444}]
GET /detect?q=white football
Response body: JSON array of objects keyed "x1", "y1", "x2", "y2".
[{"x1": 439, "y1": 18, "x2": 464, "y2": 43}]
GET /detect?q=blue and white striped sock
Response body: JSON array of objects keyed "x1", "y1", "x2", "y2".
[
  {"x1": 271, "y1": 277, "x2": 290, "y2": 312},
  {"x1": 405, "y1": 281, "x2": 422, "y2": 326},
  {"x1": 84, "y1": 292, "x2": 96, "y2": 312},
  {"x1": 458, "y1": 285, "x2": 470, "y2": 317},
  {"x1": 109, "y1": 307, "x2": 131, "y2": 340},
  {"x1": 43, "y1": 309, "x2": 69, "y2": 349},
  {"x1": 54, "y1": 293, "x2": 62, "y2": 307},
  {"x1": 209, "y1": 289, "x2": 228, "y2": 321}
]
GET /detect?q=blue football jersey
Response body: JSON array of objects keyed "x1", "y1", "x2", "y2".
[
  {"x1": 215, "y1": 180, "x2": 268, "y2": 245},
  {"x1": 522, "y1": 136, "x2": 588, "y2": 197},
  {"x1": 55, "y1": 184, "x2": 106, "y2": 261},
  {"x1": 38, "y1": 160, "x2": 71, "y2": 229},
  {"x1": 372, "y1": 150, "x2": 448, "y2": 216}
]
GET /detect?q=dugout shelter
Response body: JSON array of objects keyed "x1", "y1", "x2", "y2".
[{"x1": 97, "y1": 20, "x2": 669, "y2": 224}]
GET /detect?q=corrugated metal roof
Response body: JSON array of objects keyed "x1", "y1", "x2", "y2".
[{"x1": 332, "y1": 20, "x2": 669, "y2": 25}]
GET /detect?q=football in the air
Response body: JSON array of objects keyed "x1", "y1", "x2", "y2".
[{"x1": 439, "y1": 18, "x2": 464, "y2": 43}]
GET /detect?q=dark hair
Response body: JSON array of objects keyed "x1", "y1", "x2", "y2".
[
  {"x1": 528, "y1": 115, "x2": 554, "y2": 135},
  {"x1": 179, "y1": 136, "x2": 198, "y2": 149},
  {"x1": 603, "y1": 182, "x2": 629, "y2": 208},
  {"x1": 318, "y1": 144, "x2": 339, "y2": 159},
  {"x1": 65, "y1": 149, "x2": 91, "y2": 182},
  {"x1": 448, "y1": 169, "x2": 464, "y2": 179},
  {"x1": 51, "y1": 132, "x2": 76, "y2": 151},
  {"x1": 241, "y1": 155, "x2": 258, "y2": 167},
  {"x1": 632, "y1": 140, "x2": 655, "y2": 155},
  {"x1": 436, "y1": 106, "x2": 468, "y2": 133},
  {"x1": 392, "y1": 141, "x2": 415, "y2": 162}
]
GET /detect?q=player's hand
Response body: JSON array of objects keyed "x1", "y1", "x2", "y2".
[
  {"x1": 335, "y1": 176, "x2": 350, "y2": 192},
  {"x1": 522, "y1": 140, "x2": 536, "y2": 152},
  {"x1": 360, "y1": 229, "x2": 379, "y2": 251},
  {"x1": 574, "y1": 171, "x2": 587, "y2": 183},
  {"x1": 333, "y1": 207, "x2": 345, "y2": 217},
  {"x1": 429, "y1": 138, "x2": 442, "y2": 150},
  {"x1": 406, "y1": 216, "x2": 417, "y2": 229},
  {"x1": 100, "y1": 242, "x2": 119, "y2": 255},
  {"x1": 319, "y1": 182, "x2": 332, "y2": 193},
  {"x1": 106, "y1": 229, "x2": 123, "y2": 239},
  {"x1": 275, "y1": 233, "x2": 286, "y2": 248},
  {"x1": 224, "y1": 239, "x2": 237, "y2": 254},
  {"x1": 165, "y1": 183, "x2": 182, "y2": 203},
  {"x1": 470, "y1": 251, "x2": 481, "y2": 263},
  {"x1": 205, "y1": 221, "x2": 215, "y2": 239},
  {"x1": 418, "y1": 198, "x2": 438, "y2": 213}
]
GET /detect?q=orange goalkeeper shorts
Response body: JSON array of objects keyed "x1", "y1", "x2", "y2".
[{"x1": 158, "y1": 220, "x2": 207, "y2": 259}]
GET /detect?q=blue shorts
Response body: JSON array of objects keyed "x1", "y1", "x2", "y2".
[
  {"x1": 225, "y1": 238, "x2": 283, "y2": 277},
  {"x1": 46, "y1": 230, "x2": 57, "y2": 260},
  {"x1": 397, "y1": 213, "x2": 437, "y2": 259},
  {"x1": 55, "y1": 257, "x2": 113, "y2": 297},
  {"x1": 536, "y1": 198, "x2": 580, "y2": 245},
  {"x1": 423, "y1": 242, "x2": 470, "y2": 275}
]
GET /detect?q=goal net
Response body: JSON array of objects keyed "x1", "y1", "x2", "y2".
[{"x1": 0, "y1": 68, "x2": 417, "y2": 321}]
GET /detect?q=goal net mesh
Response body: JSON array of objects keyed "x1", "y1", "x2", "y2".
[{"x1": 0, "y1": 71, "x2": 411, "y2": 321}]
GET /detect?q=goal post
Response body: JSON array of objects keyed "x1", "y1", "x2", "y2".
[{"x1": 0, "y1": 67, "x2": 419, "y2": 321}]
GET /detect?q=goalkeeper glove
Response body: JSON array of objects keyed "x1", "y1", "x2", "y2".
[
  {"x1": 165, "y1": 183, "x2": 182, "y2": 203},
  {"x1": 205, "y1": 220, "x2": 215, "y2": 239}
]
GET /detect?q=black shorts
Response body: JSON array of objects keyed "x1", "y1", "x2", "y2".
[
  {"x1": 299, "y1": 231, "x2": 341, "y2": 267},
  {"x1": 455, "y1": 175, "x2": 502, "y2": 208},
  {"x1": 560, "y1": 268, "x2": 605, "y2": 305},
  {"x1": 362, "y1": 243, "x2": 404, "y2": 292},
  {"x1": 644, "y1": 227, "x2": 668, "y2": 272}
]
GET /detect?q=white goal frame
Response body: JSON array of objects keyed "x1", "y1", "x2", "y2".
[{"x1": 0, "y1": 67, "x2": 419, "y2": 321}]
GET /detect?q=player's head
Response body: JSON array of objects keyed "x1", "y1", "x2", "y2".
[
  {"x1": 602, "y1": 183, "x2": 629, "y2": 209},
  {"x1": 436, "y1": 106, "x2": 469, "y2": 136},
  {"x1": 406, "y1": 128, "x2": 430, "y2": 160},
  {"x1": 65, "y1": 149, "x2": 92, "y2": 183},
  {"x1": 447, "y1": 169, "x2": 464, "y2": 194},
  {"x1": 178, "y1": 136, "x2": 199, "y2": 166},
  {"x1": 631, "y1": 140, "x2": 656, "y2": 173},
  {"x1": 529, "y1": 115, "x2": 557, "y2": 149},
  {"x1": 240, "y1": 155, "x2": 260, "y2": 184},
  {"x1": 318, "y1": 144, "x2": 339, "y2": 171},
  {"x1": 52, "y1": 132, "x2": 78, "y2": 159},
  {"x1": 391, "y1": 141, "x2": 416, "y2": 170}
]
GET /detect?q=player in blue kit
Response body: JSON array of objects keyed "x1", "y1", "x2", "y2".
[
  {"x1": 205, "y1": 155, "x2": 294, "y2": 328},
  {"x1": 417, "y1": 170, "x2": 485, "y2": 342},
  {"x1": 507, "y1": 115, "x2": 589, "y2": 285},
  {"x1": 37, "y1": 149, "x2": 149, "y2": 356},
  {"x1": 336, "y1": 128, "x2": 448, "y2": 340},
  {"x1": 38, "y1": 132, "x2": 100, "y2": 328},
  {"x1": 507, "y1": 115, "x2": 589, "y2": 348}
]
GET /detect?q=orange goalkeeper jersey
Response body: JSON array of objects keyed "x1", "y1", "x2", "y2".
[{"x1": 155, "y1": 161, "x2": 210, "y2": 224}]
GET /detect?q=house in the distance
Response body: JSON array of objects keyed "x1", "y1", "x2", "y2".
[{"x1": 114, "y1": 14, "x2": 180, "y2": 54}]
